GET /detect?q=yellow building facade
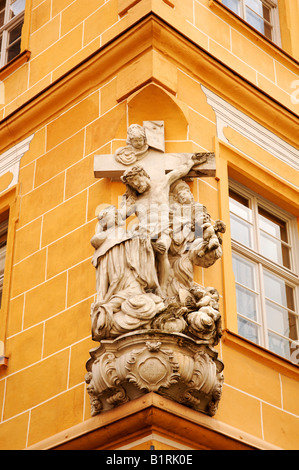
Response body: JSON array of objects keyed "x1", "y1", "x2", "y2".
[{"x1": 0, "y1": 0, "x2": 298, "y2": 450}]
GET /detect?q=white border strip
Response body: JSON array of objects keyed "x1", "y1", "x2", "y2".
[{"x1": 201, "y1": 85, "x2": 299, "y2": 171}]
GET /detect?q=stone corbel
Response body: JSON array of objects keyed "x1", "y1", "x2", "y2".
[{"x1": 86, "y1": 331, "x2": 224, "y2": 417}]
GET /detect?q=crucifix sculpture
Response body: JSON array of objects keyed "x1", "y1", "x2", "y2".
[{"x1": 86, "y1": 121, "x2": 226, "y2": 417}]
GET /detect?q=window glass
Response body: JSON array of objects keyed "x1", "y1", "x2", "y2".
[
  {"x1": 263, "y1": 272, "x2": 298, "y2": 350},
  {"x1": 259, "y1": 232, "x2": 290, "y2": 268},
  {"x1": 223, "y1": 0, "x2": 239, "y2": 14},
  {"x1": 258, "y1": 206, "x2": 290, "y2": 268},
  {"x1": 245, "y1": 4, "x2": 272, "y2": 39},
  {"x1": 258, "y1": 207, "x2": 287, "y2": 240},
  {"x1": 232, "y1": 253, "x2": 261, "y2": 344},
  {"x1": 238, "y1": 316, "x2": 260, "y2": 344},
  {"x1": 230, "y1": 182, "x2": 298, "y2": 362},
  {"x1": 9, "y1": 0, "x2": 25, "y2": 18},
  {"x1": 7, "y1": 36, "x2": 20, "y2": 62},
  {"x1": 7, "y1": 22, "x2": 22, "y2": 62},
  {"x1": 222, "y1": 0, "x2": 275, "y2": 41},
  {"x1": 229, "y1": 189, "x2": 252, "y2": 221},
  {"x1": 229, "y1": 189, "x2": 253, "y2": 248},
  {"x1": 8, "y1": 20, "x2": 22, "y2": 43},
  {"x1": 246, "y1": 8, "x2": 264, "y2": 35},
  {"x1": 0, "y1": 1, "x2": 5, "y2": 27},
  {"x1": 266, "y1": 300, "x2": 297, "y2": 338},
  {"x1": 0, "y1": 215, "x2": 8, "y2": 308},
  {"x1": 263, "y1": 271, "x2": 293, "y2": 308},
  {"x1": 268, "y1": 331, "x2": 292, "y2": 360},
  {"x1": 0, "y1": 0, "x2": 25, "y2": 67},
  {"x1": 233, "y1": 253, "x2": 256, "y2": 290}
]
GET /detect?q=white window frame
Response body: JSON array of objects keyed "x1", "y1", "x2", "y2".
[
  {"x1": 222, "y1": 0, "x2": 281, "y2": 46},
  {"x1": 0, "y1": 0, "x2": 25, "y2": 68},
  {"x1": 229, "y1": 179, "x2": 299, "y2": 362}
]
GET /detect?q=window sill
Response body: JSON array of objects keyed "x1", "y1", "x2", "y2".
[
  {"x1": 222, "y1": 329, "x2": 299, "y2": 380},
  {"x1": 208, "y1": 0, "x2": 299, "y2": 72},
  {"x1": 0, "y1": 49, "x2": 31, "y2": 81}
]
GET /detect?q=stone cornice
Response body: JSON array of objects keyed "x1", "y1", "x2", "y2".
[
  {"x1": 0, "y1": 13, "x2": 297, "y2": 154},
  {"x1": 26, "y1": 392, "x2": 281, "y2": 450}
]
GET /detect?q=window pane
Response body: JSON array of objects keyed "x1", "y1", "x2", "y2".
[
  {"x1": 236, "y1": 284, "x2": 258, "y2": 321},
  {"x1": 245, "y1": 0, "x2": 272, "y2": 40},
  {"x1": 233, "y1": 254, "x2": 256, "y2": 290},
  {"x1": 260, "y1": 232, "x2": 290, "y2": 268},
  {"x1": 222, "y1": 0, "x2": 240, "y2": 14},
  {"x1": 6, "y1": 22, "x2": 22, "y2": 62},
  {"x1": 246, "y1": 8, "x2": 264, "y2": 33},
  {"x1": 258, "y1": 207, "x2": 290, "y2": 268},
  {"x1": 8, "y1": 21, "x2": 22, "y2": 44},
  {"x1": 229, "y1": 189, "x2": 253, "y2": 247},
  {"x1": 0, "y1": 216, "x2": 8, "y2": 309},
  {"x1": 266, "y1": 300, "x2": 298, "y2": 340},
  {"x1": 246, "y1": 5, "x2": 272, "y2": 39},
  {"x1": 238, "y1": 316, "x2": 260, "y2": 344},
  {"x1": 268, "y1": 331, "x2": 292, "y2": 360},
  {"x1": 0, "y1": 4, "x2": 5, "y2": 28},
  {"x1": 9, "y1": 0, "x2": 25, "y2": 18},
  {"x1": 246, "y1": 0, "x2": 263, "y2": 16},
  {"x1": 263, "y1": 271, "x2": 294, "y2": 309},
  {"x1": 230, "y1": 213, "x2": 253, "y2": 247},
  {"x1": 258, "y1": 207, "x2": 288, "y2": 241},
  {"x1": 229, "y1": 189, "x2": 252, "y2": 221},
  {"x1": 7, "y1": 37, "x2": 20, "y2": 61}
]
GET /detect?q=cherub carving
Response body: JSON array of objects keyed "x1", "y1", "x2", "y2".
[{"x1": 114, "y1": 124, "x2": 149, "y2": 165}]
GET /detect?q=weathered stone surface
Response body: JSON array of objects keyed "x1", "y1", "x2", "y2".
[
  {"x1": 86, "y1": 331, "x2": 224, "y2": 417},
  {"x1": 86, "y1": 122, "x2": 225, "y2": 416}
]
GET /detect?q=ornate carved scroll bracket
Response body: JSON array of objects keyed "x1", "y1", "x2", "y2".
[{"x1": 86, "y1": 331, "x2": 224, "y2": 417}]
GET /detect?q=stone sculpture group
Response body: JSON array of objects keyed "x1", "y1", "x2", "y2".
[{"x1": 86, "y1": 123, "x2": 226, "y2": 417}]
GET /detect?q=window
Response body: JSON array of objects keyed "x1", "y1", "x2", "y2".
[
  {"x1": 0, "y1": 214, "x2": 8, "y2": 307},
  {"x1": 0, "y1": 0, "x2": 25, "y2": 68},
  {"x1": 222, "y1": 0, "x2": 280, "y2": 42},
  {"x1": 229, "y1": 181, "x2": 299, "y2": 362}
]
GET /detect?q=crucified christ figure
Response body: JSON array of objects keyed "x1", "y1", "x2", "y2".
[{"x1": 119, "y1": 153, "x2": 206, "y2": 296}]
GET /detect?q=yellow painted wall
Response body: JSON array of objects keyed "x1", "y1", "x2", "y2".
[
  {"x1": 0, "y1": 0, "x2": 298, "y2": 450},
  {"x1": 0, "y1": 0, "x2": 297, "y2": 119}
]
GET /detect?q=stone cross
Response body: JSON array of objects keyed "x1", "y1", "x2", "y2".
[{"x1": 94, "y1": 121, "x2": 216, "y2": 181}]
